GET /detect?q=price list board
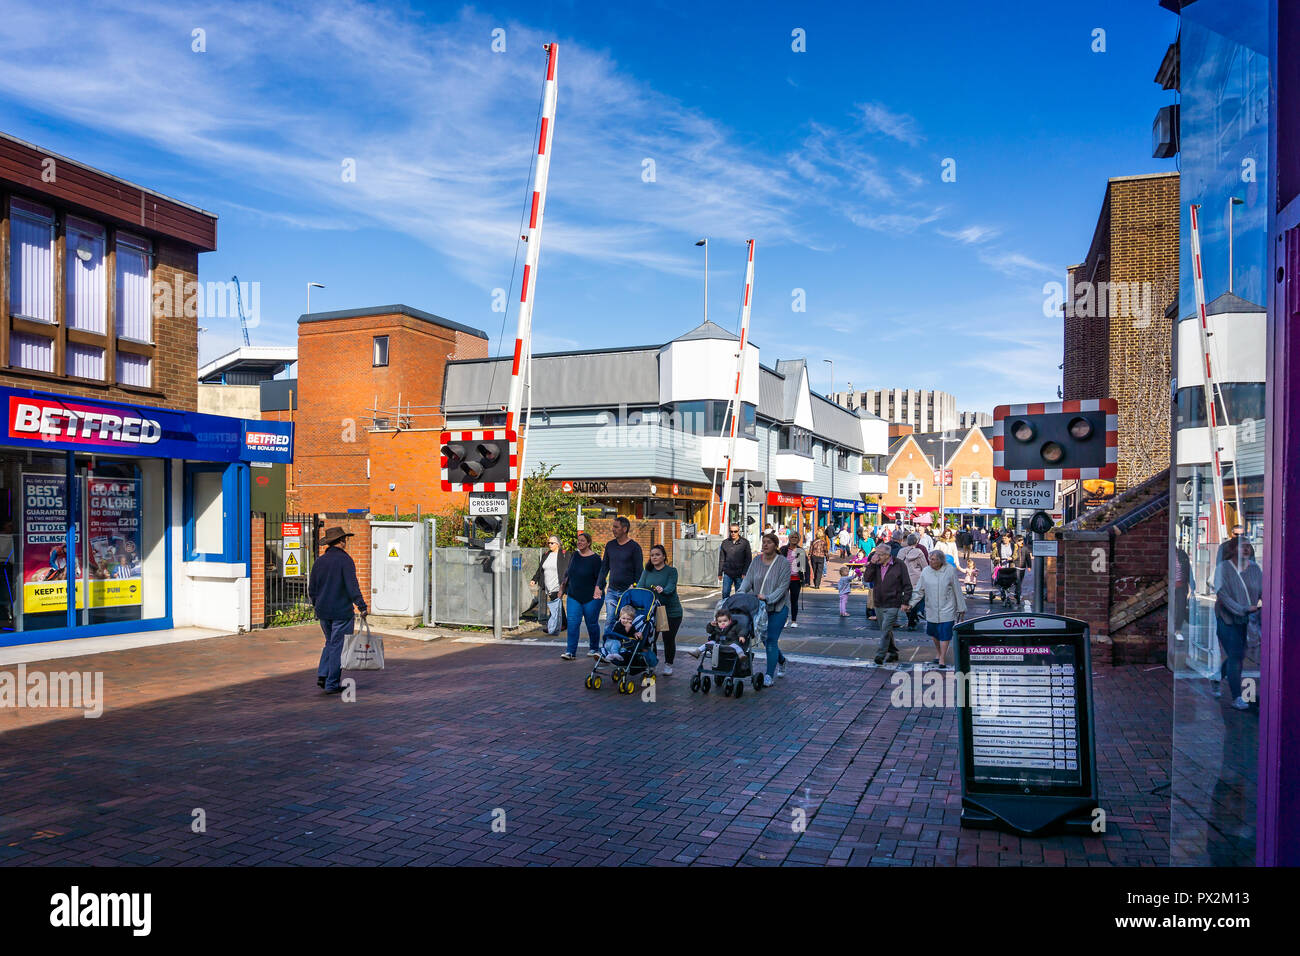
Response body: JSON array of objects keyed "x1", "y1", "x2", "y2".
[{"x1": 955, "y1": 613, "x2": 1098, "y2": 836}]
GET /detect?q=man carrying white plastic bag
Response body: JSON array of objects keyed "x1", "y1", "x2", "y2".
[
  {"x1": 342, "y1": 615, "x2": 385, "y2": 671},
  {"x1": 308, "y1": 525, "x2": 372, "y2": 694}
]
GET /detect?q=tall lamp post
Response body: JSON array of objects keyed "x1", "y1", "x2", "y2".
[
  {"x1": 307, "y1": 281, "x2": 325, "y2": 315},
  {"x1": 1228, "y1": 196, "x2": 1244, "y2": 294},
  {"x1": 695, "y1": 238, "x2": 708, "y2": 324},
  {"x1": 823, "y1": 358, "x2": 833, "y2": 397}
]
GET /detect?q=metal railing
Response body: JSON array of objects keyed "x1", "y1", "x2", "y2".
[{"x1": 263, "y1": 513, "x2": 316, "y2": 627}]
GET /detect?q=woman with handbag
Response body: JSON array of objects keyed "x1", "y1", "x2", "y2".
[
  {"x1": 638, "y1": 544, "x2": 682, "y2": 676},
  {"x1": 561, "y1": 532, "x2": 602, "y2": 661},
  {"x1": 740, "y1": 533, "x2": 792, "y2": 687},
  {"x1": 532, "y1": 535, "x2": 570, "y2": 637},
  {"x1": 1213, "y1": 536, "x2": 1263, "y2": 710}
]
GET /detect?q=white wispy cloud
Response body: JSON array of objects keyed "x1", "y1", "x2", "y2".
[
  {"x1": 858, "y1": 102, "x2": 923, "y2": 145},
  {"x1": 977, "y1": 249, "x2": 1060, "y2": 277},
  {"x1": 939, "y1": 224, "x2": 1001, "y2": 245}
]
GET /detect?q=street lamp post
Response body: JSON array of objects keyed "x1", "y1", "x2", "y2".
[
  {"x1": 695, "y1": 239, "x2": 708, "y2": 325},
  {"x1": 307, "y1": 281, "x2": 325, "y2": 315},
  {"x1": 1228, "y1": 196, "x2": 1244, "y2": 294},
  {"x1": 824, "y1": 358, "x2": 833, "y2": 398}
]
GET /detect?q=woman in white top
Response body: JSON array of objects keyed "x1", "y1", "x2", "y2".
[{"x1": 902, "y1": 550, "x2": 967, "y2": 668}]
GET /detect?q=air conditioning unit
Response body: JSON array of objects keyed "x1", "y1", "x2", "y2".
[{"x1": 1152, "y1": 104, "x2": 1179, "y2": 158}]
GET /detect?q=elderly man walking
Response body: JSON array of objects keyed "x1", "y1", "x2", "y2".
[
  {"x1": 308, "y1": 525, "x2": 368, "y2": 695},
  {"x1": 862, "y1": 544, "x2": 912, "y2": 666}
]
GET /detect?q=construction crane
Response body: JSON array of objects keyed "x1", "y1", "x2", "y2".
[{"x1": 231, "y1": 275, "x2": 252, "y2": 346}]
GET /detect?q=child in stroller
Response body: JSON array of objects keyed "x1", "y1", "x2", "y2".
[
  {"x1": 989, "y1": 561, "x2": 1019, "y2": 608},
  {"x1": 584, "y1": 589, "x2": 659, "y2": 695},
  {"x1": 688, "y1": 593, "x2": 766, "y2": 698}
]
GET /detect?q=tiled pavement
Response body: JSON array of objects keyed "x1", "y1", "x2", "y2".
[{"x1": 0, "y1": 610, "x2": 1171, "y2": 866}]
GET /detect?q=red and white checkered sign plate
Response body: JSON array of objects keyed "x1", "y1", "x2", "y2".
[
  {"x1": 439, "y1": 429, "x2": 518, "y2": 492},
  {"x1": 992, "y1": 399, "x2": 1117, "y2": 481}
]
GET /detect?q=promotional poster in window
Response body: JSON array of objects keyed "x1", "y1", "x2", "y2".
[{"x1": 19, "y1": 473, "x2": 142, "y2": 612}]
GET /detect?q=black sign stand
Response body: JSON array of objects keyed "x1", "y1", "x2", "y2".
[{"x1": 955, "y1": 612, "x2": 1099, "y2": 836}]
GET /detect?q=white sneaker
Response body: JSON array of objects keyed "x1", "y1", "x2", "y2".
[
  {"x1": 776, "y1": 665, "x2": 786, "y2": 678},
  {"x1": 687, "y1": 648, "x2": 704, "y2": 659},
  {"x1": 661, "y1": 664, "x2": 673, "y2": 676},
  {"x1": 763, "y1": 673, "x2": 775, "y2": 687},
  {"x1": 587, "y1": 650, "x2": 600, "y2": 658},
  {"x1": 1233, "y1": 696, "x2": 1250, "y2": 710},
  {"x1": 788, "y1": 621, "x2": 798, "y2": 628}
]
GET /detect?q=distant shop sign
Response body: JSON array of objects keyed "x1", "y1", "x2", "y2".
[{"x1": 767, "y1": 492, "x2": 802, "y2": 508}]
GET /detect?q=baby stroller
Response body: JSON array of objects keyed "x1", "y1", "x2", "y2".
[
  {"x1": 989, "y1": 562, "x2": 1019, "y2": 608},
  {"x1": 689, "y1": 592, "x2": 765, "y2": 699},
  {"x1": 584, "y1": 587, "x2": 659, "y2": 695}
]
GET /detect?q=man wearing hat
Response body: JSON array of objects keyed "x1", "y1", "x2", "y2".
[{"x1": 308, "y1": 525, "x2": 368, "y2": 694}]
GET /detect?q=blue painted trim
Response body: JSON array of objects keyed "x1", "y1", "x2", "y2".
[{"x1": 0, "y1": 614, "x2": 176, "y2": 648}]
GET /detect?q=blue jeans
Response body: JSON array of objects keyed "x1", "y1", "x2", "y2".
[
  {"x1": 317, "y1": 617, "x2": 352, "y2": 691},
  {"x1": 720, "y1": 574, "x2": 743, "y2": 599},
  {"x1": 604, "y1": 588, "x2": 627, "y2": 629},
  {"x1": 566, "y1": 596, "x2": 602, "y2": 655},
  {"x1": 764, "y1": 605, "x2": 788, "y2": 675}
]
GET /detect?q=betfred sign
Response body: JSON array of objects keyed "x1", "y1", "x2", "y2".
[
  {"x1": 10, "y1": 396, "x2": 163, "y2": 447},
  {"x1": 2, "y1": 385, "x2": 292, "y2": 463}
]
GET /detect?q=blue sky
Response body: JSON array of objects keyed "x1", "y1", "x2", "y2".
[{"x1": 0, "y1": 0, "x2": 1178, "y2": 411}]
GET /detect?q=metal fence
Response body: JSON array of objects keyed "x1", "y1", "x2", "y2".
[
  {"x1": 676, "y1": 534, "x2": 722, "y2": 587},
  {"x1": 429, "y1": 545, "x2": 539, "y2": 627},
  {"x1": 263, "y1": 513, "x2": 316, "y2": 627}
]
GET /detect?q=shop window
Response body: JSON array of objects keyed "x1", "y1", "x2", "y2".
[
  {"x1": 117, "y1": 353, "x2": 152, "y2": 388},
  {"x1": 184, "y1": 463, "x2": 243, "y2": 563},
  {"x1": 373, "y1": 335, "x2": 389, "y2": 367},
  {"x1": 9, "y1": 198, "x2": 55, "y2": 323},
  {"x1": 10, "y1": 331, "x2": 54, "y2": 373},
  {"x1": 66, "y1": 343, "x2": 105, "y2": 380},
  {"x1": 66, "y1": 217, "x2": 107, "y2": 334},
  {"x1": 116, "y1": 232, "x2": 152, "y2": 343}
]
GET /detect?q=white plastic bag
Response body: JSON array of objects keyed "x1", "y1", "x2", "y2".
[{"x1": 342, "y1": 617, "x2": 385, "y2": 670}]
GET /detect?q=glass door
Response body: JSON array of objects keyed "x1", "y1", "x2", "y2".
[{"x1": 1, "y1": 449, "x2": 74, "y2": 635}]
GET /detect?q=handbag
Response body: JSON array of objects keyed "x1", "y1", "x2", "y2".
[
  {"x1": 342, "y1": 617, "x2": 385, "y2": 671},
  {"x1": 655, "y1": 604, "x2": 670, "y2": 632}
]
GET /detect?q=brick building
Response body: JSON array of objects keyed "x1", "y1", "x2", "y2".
[
  {"x1": 292, "y1": 305, "x2": 488, "y2": 514},
  {"x1": 0, "y1": 132, "x2": 212, "y2": 407},
  {"x1": 0, "y1": 131, "x2": 291, "y2": 644},
  {"x1": 882, "y1": 425, "x2": 1000, "y2": 527},
  {"x1": 1062, "y1": 172, "x2": 1179, "y2": 497}
]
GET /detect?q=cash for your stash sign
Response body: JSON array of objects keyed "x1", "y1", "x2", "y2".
[{"x1": 2, "y1": 386, "x2": 292, "y2": 463}]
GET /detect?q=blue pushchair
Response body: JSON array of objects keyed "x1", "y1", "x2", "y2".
[{"x1": 584, "y1": 586, "x2": 660, "y2": 695}]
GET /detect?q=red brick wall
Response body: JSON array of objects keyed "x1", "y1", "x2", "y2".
[
  {"x1": 582, "y1": 518, "x2": 680, "y2": 566},
  {"x1": 293, "y1": 312, "x2": 487, "y2": 513},
  {"x1": 251, "y1": 514, "x2": 266, "y2": 628},
  {"x1": 1057, "y1": 531, "x2": 1111, "y2": 639},
  {"x1": 315, "y1": 514, "x2": 372, "y2": 604}
]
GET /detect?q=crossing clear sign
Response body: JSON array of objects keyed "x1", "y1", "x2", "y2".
[
  {"x1": 995, "y1": 480, "x2": 1056, "y2": 510},
  {"x1": 468, "y1": 492, "x2": 509, "y2": 516}
]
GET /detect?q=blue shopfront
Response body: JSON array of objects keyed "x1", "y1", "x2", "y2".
[
  {"x1": 817, "y1": 497, "x2": 871, "y2": 539},
  {"x1": 0, "y1": 385, "x2": 293, "y2": 647}
]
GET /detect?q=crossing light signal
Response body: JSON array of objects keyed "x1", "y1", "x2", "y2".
[
  {"x1": 993, "y1": 399, "x2": 1117, "y2": 481},
  {"x1": 440, "y1": 429, "x2": 517, "y2": 491}
]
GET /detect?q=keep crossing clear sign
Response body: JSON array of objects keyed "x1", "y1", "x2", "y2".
[
  {"x1": 995, "y1": 480, "x2": 1056, "y2": 510},
  {"x1": 469, "y1": 492, "x2": 509, "y2": 516}
]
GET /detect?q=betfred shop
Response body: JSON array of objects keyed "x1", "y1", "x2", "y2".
[{"x1": 0, "y1": 385, "x2": 293, "y2": 646}]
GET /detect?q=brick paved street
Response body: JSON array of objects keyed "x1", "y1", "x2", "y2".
[{"x1": 0, "y1": 606, "x2": 1171, "y2": 866}]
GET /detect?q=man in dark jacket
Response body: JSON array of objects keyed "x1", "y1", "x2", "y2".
[
  {"x1": 597, "y1": 516, "x2": 643, "y2": 628},
  {"x1": 718, "y1": 523, "x2": 752, "y2": 598},
  {"x1": 862, "y1": 544, "x2": 912, "y2": 665},
  {"x1": 308, "y1": 526, "x2": 368, "y2": 694}
]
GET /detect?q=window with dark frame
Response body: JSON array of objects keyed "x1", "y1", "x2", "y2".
[{"x1": 373, "y1": 335, "x2": 389, "y2": 367}]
